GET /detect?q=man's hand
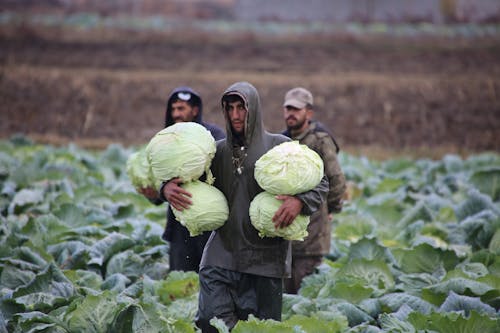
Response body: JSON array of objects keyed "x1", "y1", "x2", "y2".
[
  {"x1": 138, "y1": 186, "x2": 159, "y2": 201},
  {"x1": 272, "y1": 195, "x2": 303, "y2": 229},
  {"x1": 162, "y1": 178, "x2": 192, "y2": 211}
]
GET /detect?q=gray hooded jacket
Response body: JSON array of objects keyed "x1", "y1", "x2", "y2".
[{"x1": 200, "y1": 82, "x2": 329, "y2": 278}]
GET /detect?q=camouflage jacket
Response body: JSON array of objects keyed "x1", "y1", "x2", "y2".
[{"x1": 285, "y1": 122, "x2": 346, "y2": 256}]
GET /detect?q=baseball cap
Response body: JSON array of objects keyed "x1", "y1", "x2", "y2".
[{"x1": 283, "y1": 87, "x2": 313, "y2": 109}]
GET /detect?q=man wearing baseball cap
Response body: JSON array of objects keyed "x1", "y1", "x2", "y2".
[{"x1": 282, "y1": 87, "x2": 346, "y2": 294}]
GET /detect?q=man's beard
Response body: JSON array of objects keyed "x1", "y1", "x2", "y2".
[{"x1": 286, "y1": 117, "x2": 306, "y2": 131}]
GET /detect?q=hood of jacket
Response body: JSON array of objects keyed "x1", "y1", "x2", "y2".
[
  {"x1": 220, "y1": 81, "x2": 270, "y2": 164},
  {"x1": 221, "y1": 81, "x2": 263, "y2": 144},
  {"x1": 164, "y1": 86, "x2": 203, "y2": 128}
]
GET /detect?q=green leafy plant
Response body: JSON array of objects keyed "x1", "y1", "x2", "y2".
[{"x1": 1, "y1": 137, "x2": 499, "y2": 332}]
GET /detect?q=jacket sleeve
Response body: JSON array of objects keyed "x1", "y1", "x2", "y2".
[
  {"x1": 157, "y1": 181, "x2": 168, "y2": 203},
  {"x1": 320, "y1": 135, "x2": 346, "y2": 213},
  {"x1": 148, "y1": 197, "x2": 164, "y2": 206},
  {"x1": 295, "y1": 174, "x2": 329, "y2": 216}
]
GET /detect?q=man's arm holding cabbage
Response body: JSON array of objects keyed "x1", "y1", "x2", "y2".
[
  {"x1": 161, "y1": 175, "x2": 329, "y2": 229},
  {"x1": 272, "y1": 174, "x2": 329, "y2": 229},
  {"x1": 139, "y1": 186, "x2": 164, "y2": 205},
  {"x1": 296, "y1": 174, "x2": 329, "y2": 214},
  {"x1": 160, "y1": 178, "x2": 192, "y2": 210}
]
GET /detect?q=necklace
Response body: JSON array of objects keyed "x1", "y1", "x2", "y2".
[{"x1": 232, "y1": 146, "x2": 247, "y2": 175}]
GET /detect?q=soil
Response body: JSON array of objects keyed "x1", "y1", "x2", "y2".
[{"x1": 1, "y1": 26, "x2": 500, "y2": 157}]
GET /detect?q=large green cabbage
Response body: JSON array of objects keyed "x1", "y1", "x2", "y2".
[
  {"x1": 126, "y1": 147, "x2": 156, "y2": 189},
  {"x1": 146, "y1": 122, "x2": 216, "y2": 184},
  {"x1": 172, "y1": 180, "x2": 228, "y2": 236},
  {"x1": 249, "y1": 191, "x2": 309, "y2": 241},
  {"x1": 254, "y1": 141, "x2": 324, "y2": 195}
]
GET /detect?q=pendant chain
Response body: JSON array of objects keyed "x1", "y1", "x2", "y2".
[{"x1": 232, "y1": 146, "x2": 247, "y2": 175}]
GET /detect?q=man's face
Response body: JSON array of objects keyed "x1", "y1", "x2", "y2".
[
  {"x1": 284, "y1": 105, "x2": 310, "y2": 131},
  {"x1": 171, "y1": 100, "x2": 198, "y2": 123},
  {"x1": 225, "y1": 100, "x2": 247, "y2": 135}
]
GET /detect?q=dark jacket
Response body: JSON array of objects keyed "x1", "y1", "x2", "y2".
[
  {"x1": 200, "y1": 82, "x2": 329, "y2": 278},
  {"x1": 162, "y1": 86, "x2": 225, "y2": 242},
  {"x1": 284, "y1": 122, "x2": 346, "y2": 256}
]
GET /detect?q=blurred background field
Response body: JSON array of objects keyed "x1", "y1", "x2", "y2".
[{"x1": 1, "y1": 0, "x2": 500, "y2": 158}]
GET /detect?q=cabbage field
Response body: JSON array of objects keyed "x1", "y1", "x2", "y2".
[{"x1": 0, "y1": 137, "x2": 499, "y2": 332}]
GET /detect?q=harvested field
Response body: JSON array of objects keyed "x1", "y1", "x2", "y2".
[{"x1": 1, "y1": 26, "x2": 500, "y2": 157}]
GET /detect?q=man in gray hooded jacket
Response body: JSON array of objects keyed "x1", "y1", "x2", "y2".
[{"x1": 162, "y1": 82, "x2": 328, "y2": 332}]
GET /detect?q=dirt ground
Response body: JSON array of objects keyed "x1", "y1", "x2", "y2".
[{"x1": 1, "y1": 26, "x2": 500, "y2": 158}]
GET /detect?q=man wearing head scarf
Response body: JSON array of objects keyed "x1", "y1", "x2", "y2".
[
  {"x1": 140, "y1": 86, "x2": 224, "y2": 272},
  {"x1": 162, "y1": 82, "x2": 329, "y2": 332},
  {"x1": 281, "y1": 87, "x2": 346, "y2": 294}
]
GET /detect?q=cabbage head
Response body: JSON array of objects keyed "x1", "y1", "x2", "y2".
[
  {"x1": 126, "y1": 147, "x2": 156, "y2": 189},
  {"x1": 255, "y1": 141, "x2": 324, "y2": 195},
  {"x1": 146, "y1": 122, "x2": 216, "y2": 184},
  {"x1": 249, "y1": 191, "x2": 309, "y2": 241},
  {"x1": 172, "y1": 180, "x2": 228, "y2": 236}
]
